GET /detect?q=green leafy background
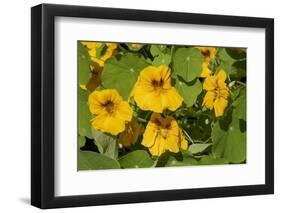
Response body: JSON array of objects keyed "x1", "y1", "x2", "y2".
[{"x1": 78, "y1": 41, "x2": 247, "y2": 170}]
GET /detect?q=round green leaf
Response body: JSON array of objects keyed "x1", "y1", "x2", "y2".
[
  {"x1": 152, "y1": 53, "x2": 171, "y2": 66},
  {"x1": 217, "y1": 48, "x2": 236, "y2": 75},
  {"x1": 78, "y1": 136, "x2": 86, "y2": 148},
  {"x1": 78, "y1": 88, "x2": 92, "y2": 138},
  {"x1": 119, "y1": 150, "x2": 155, "y2": 168},
  {"x1": 233, "y1": 87, "x2": 246, "y2": 121},
  {"x1": 230, "y1": 60, "x2": 246, "y2": 80},
  {"x1": 150, "y1": 44, "x2": 167, "y2": 57},
  {"x1": 102, "y1": 53, "x2": 148, "y2": 99},
  {"x1": 226, "y1": 48, "x2": 246, "y2": 60},
  {"x1": 166, "y1": 156, "x2": 199, "y2": 166},
  {"x1": 175, "y1": 78, "x2": 202, "y2": 107},
  {"x1": 189, "y1": 143, "x2": 212, "y2": 154},
  {"x1": 78, "y1": 42, "x2": 91, "y2": 85},
  {"x1": 173, "y1": 47, "x2": 204, "y2": 82},
  {"x1": 78, "y1": 151, "x2": 120, "y2": 170},
  {"x1": 92, "y1": 128, "x2": 118, "y2": 159},
  {"x1": 199, "y1": 156, "x2": 229, "y2": 165},
  {"x1": 212, "y1": 119, "x2": 246, "y2": 163}
]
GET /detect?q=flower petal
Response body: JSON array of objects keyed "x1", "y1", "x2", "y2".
[
  {"x1": 91, "y1": 112, "x2": 125, "y2": 135},
  {"x1": 213, "y1": 97, "x2": 228, "y2": 117},
  {"x1": 162, "y1": 88, "x2": 183, "y2": 111},
  {"x1": 149, "y1": 136, "x2": 166, "y2": 156},
  {"x1": 202, "y1": 91, "x2": 215, "y2": 109},
  {"x1": 134, "y1": 89, "x2": 164, "y2": 112},
  {"x1": 216, "y1": 69, "x2": 228, "y2": 89},
  {"x1": 201, "y1": 61, "x2": 212, "y2": 78},
  {"x1": 219, "y1": 88, "x2": 229, "y2": 99},
  {"x1": 142, "y1": 122, "x2": 157, "y2": 147},
  {"x1": 165, "y1": 135, "x2": 180, "y2": 153},
  {"x1": 115, "y1": 101, "x2": 133, "y2": 121},
  {"x1": 203, "y1": 76, "x2": 216, "y2": 91},
  {"x1": 88, "y1": 91, "x2": 106, "y2": 114}
]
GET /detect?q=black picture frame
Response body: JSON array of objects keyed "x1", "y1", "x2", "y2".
[{"x1": 31, "y1": 3, "x2": 274, "y2": 209}]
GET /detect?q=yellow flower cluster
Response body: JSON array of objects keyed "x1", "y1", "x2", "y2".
[
  {"x1": 88, "y1": 64, "x2": 188, "y2": 156},
  {"x1": 86, "y1": 46, "x2": 229, "y2": 157},
  {"x1": 131, "y1": 65, "x2": 188, "y2": 156}
]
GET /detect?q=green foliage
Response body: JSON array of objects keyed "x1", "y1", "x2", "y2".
[
  {"x1": 92, "y1": 128, "x2": 118, "y2": 159},
  {"x1": 78, "y1": 151, "x2": 120, "y2": 170},
  {"x1": 95, "y1": 43, "x2": 107, "y2": 58},
  {"x1": 175, "y1": 78, "x2": 202, "y2": 107},
  {"x1": 173, "y1": 47, "x2": 204, "y2": 82},
  {"x1": 102, "y1": 53, "x2": 148, "y2": 99},
  {"x1": 226, "y1": 48, "x2": 246, "y2": 60},
  {"x1": 233, "y1": 87, "x2": 246, "y2": 121},
  {"x1": 231, "y1": 60, "x2": 246, "y2": 80},
  {"x1": 78, "y1": 88, "x2": 92, "y2": 138},
  {"x1": 166, "y1": 154, "x2": 199, "y2": 166},
  {"x1": 152, "y1": 53, "x2": 171, "y2": 66},
  {"x1": 199, "y1": 156, "x2": 229, "y2": 165},
  {"x1": 150, "y1": 44, "x2": 167, "y2": 56},
  {"x1": 119, "y1": 150, "x2": 155, "y2": 168},
  {"x1": 78, "y1": 135, "x2": 85, "y2": 148},
  {"x1": 217, "y1": 48, "x2": 236, "y2": 75},
  {"x1": 212, "y1": 116, "x2": 246, "y2": 163},
  {"x1": 78, "y1": 42, "x2": 91, "y2": 85},
  {"x1": 150, "y1": 44, "x2": 171, "y2": 66},
  {"x1": 189, "y1": 143, "x2": 212, "y2": 155}
]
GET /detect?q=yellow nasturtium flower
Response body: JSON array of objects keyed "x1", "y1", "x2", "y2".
[
  {"x1": 202, "y1": 69, "x2": 229, "y2": 117},
  {"x1": 81, "y1": 42, "x2": 117, "y2": 67},
  {"x1": 142, "y1": 113, "x2": 188, "y2": 156},
  {"x1": 132, "y1": 65, "x2": 183, "y2": 113},
  {"x1": 118, "y1": 119, "x2": 142, "y2": 147},
  {"x1": 88, "y1": 89, "x2": 132, "y2": 135},
  {"x1": 197, "y1": 47, "x2": 217, "y2": 62},
  {"x1": 197, "y1": 47, "x2": 217, "y2": 78}
]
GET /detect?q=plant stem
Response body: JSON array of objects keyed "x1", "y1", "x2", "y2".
[
  {"x1": 236, "y1": 81, "x2": 246, "y2": 86},
  {"x1": 182, "y1": 128, "x2": 194, "y2": 144},
  {"x1": 137, "y1": 117, "x2": 148, "y2": 123},
  {"x1": 193, "y1": 138, "x2": 211, "y2": 144}
]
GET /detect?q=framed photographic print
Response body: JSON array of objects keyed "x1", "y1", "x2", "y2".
[{"x1": 31, "y1": 3, "x2": 274, "y2": 209}]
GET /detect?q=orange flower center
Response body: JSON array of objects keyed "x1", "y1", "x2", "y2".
[
  {"x1": 151, "y1": 79, "x2": 164, "y2": 90},
  {"x1": 154, "y1": 118, "x2": 172, "y2": 139},
  {"x1": 103, "y1": 101, "x2": 115, "y2": 114}
]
